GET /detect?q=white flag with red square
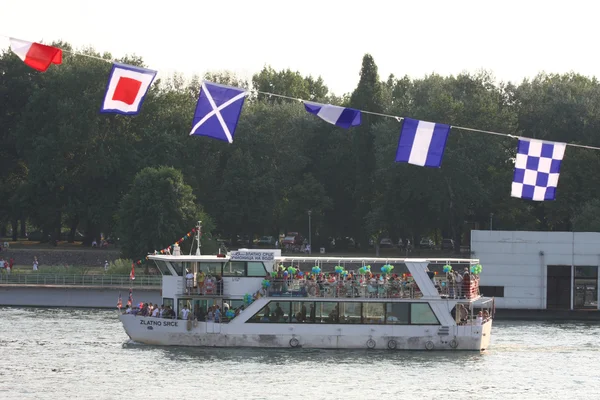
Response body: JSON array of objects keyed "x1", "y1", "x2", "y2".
[{"x1": 100, "y1": 63, "x2": 157, "y2": 115}]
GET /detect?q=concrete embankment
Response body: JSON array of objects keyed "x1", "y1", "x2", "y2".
[
  {"x1": 2, "y1": 284, "x2": 600, "y2": 321},
  {"x1": 494, "y1": 308, "x2": 600, "y2": 321},
  {"x1": 0, "y1": 285, "x2": 162, "y2": 308}
]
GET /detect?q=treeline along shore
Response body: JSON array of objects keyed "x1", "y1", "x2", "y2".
[{"x1": 2, "y1": 44, "x2": 600, "y2": 262}]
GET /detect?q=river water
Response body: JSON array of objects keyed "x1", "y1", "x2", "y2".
[{"x1": 0, "y1": 307, "x2": 598, "y2": 400}]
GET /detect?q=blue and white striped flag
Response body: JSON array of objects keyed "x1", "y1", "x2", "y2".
[
  {"x1": 395, "y1": 118, "x2": 451, "y2": 167},
  {"x1": 303, "y1": 102, "x2": 361, "y2": 129}
]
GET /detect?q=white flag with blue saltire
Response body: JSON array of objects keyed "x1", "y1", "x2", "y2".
[
  {"x1": 303, "y1": 102, "x2": 361, "y2": 129},
  {"x1": 189, "y1": 81, "x2": 248, "y2": 143},
  {"x1": 395, "y1": 118, "x2": 451, "y2": 167}
]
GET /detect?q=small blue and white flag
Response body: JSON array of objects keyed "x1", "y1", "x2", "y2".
[
  {"x1": 189, "y1": 81, "x2": 248, "y2": 143},
  {"x1": 303, "y1": 102, "x2": 361, "y2": 129},
  {"x1": 395, "y1": 118, "x2": 451, "y2": 167},
  {"x1": 511, "y1": 137, "x2": 566, "y2": 201}
]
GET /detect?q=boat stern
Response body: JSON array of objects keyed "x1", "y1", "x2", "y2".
[{"x1": 479, "y1": 318, "x2": 493, "y2": 351}]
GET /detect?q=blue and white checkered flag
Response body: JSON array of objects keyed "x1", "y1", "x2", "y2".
[{"x1": 511, "y1": 138, "x2": 567, "y2": 201}]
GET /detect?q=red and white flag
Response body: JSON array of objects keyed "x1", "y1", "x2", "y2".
[
  {"x1": 9, "y1": 38, "x2": 62, "y2": 72},
  {"x1": 101, "y1": 63, "x2": 157, "y2": 115},
  {"x1": 130, "y1": 263, "x2": 135, "y2": 280}
]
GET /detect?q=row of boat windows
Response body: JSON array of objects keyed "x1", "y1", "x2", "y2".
[
  {"x1": 154, "y1": 260, "x2": 267, "y2": 277},
  {"x1": 248, "y1": 301, "x2": 440, "y2": 325}
]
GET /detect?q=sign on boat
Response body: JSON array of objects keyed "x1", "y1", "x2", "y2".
[{"x1": 119, "y1": 223, "x2": 494, "y2": 351}]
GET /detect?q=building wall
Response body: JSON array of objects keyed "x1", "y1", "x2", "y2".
[
  {"x1": 471, "y1": 230, "x2": 600, "y2": 310},
  {"x1": 0, "y1": 286, "x2": 162, "y2": 308}
]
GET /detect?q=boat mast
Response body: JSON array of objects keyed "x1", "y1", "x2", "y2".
[{"x1": 195, "y1": 220, "x2": 202, "y2": 256}]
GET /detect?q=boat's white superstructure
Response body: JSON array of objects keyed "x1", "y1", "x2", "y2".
[{"x1": 119, "y1": 235, "x2": 494, "y2": 351}]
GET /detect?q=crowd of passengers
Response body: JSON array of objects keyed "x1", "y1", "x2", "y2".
[
  {"x1": 185, "y1": 270, "x2": 224, "y2": 296},
  {"x1": 265, "y1": 266, "x2": 480, "y2": 299},
  {"x1": 123, "y1": 301, "x2": 247, "y2": 321}
]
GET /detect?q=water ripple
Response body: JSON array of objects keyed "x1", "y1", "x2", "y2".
[{"x1": 1, "y1": 307, "x2": 599, "y2": 399}]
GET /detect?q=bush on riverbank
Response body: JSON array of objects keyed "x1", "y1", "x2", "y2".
[{"x1": 104, "y1": 259, "x2": 156, "y2": 276}]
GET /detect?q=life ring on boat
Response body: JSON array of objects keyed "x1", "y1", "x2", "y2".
[
  {"x1": 366, "y1": 339, "x2": 376, "y2": 349},
  {"x1": 449, "y1": 339, "x2": 458, "y2": 349},
  {"x1": 425, "y1": 341, "x2": 434, "y2": 350},
  {"x1": 193, "y1": 320, "x2": 198, "y2": 328},
  {"x1": 289, "y1": 338, "x2": 300, "y2": 348},
  {"x1": 387, "y1": 339, "x2": 397, "y2": 350},
  {"x1": 307, "y1": 283, "x2": 319, "y2": 297}
]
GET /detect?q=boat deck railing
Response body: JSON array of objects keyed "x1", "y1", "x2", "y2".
[
  {"x1": 0, "y1": 273, "x2": 162, "y2": 288},
  {"x1": 265, "y1": 278, "x2": 480, "y2": 300}
]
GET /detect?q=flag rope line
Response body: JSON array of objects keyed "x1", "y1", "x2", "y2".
[
  {"x1": 4, "y1": 34, "x2": 600, "y2": 152},
  {"x1": 63, "y1": 49, "x2": 112, "y2": 64},
  {"x1": 254, "y1": 90, "x2": 403, "y2": 121},
  {"x1": 254, "y1": 89, "x2": 600, "y2": 151}
]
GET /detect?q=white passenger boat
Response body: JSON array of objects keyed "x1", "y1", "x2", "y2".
[{"x1": 119, "y1": 231, "x2": 493, "y2": 351}]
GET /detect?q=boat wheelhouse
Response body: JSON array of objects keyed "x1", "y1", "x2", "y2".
[{"x1": 119, "y1": 241, "x2": 494, "y2": 351}]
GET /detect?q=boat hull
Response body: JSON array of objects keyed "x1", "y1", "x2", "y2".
[{"x1": 120, "y1": 314, "x2": 492, "y2": 351}]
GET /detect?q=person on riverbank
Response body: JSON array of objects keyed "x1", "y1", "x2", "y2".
[
  {"x1": 33, "y1": 257, "x2": 39, "y2": 271},
  {"x1": 8, "y1": 258, "x2": 13, "y2": 275}
]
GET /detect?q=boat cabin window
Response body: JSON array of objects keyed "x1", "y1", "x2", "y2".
[
  {"x1": 199, "y1": 262, "x2": 223, "y2": 275},
  {"x1": 410, "y1": 303, "x2": 439, "y2": 325},
  {"x1": 178, "y1": 298, "x2": 194, "y2": 316},
  {"x1": 223, "y1": 299, "x2": 244, "y2": 310},
  {"x1": 247, "y1": 301, "x2": 440, "y2": 325},
  {"x1": 163, "y1": 297, "x2": 174, "y2": 313},
  {"x1": 386, "y1": 303, "x2": 409, "y2": 324},
  {"x1": 290, "y1": 301, "x2": 313, "y2": 322},
  {"x1": 247, "y1": 262, "x2": 268, "y2": 277},
  {"x1": 363, "y1": 303, "x2": 386, "y2": 324},
  {"x1": 339, "y1": 302, "x2": 361, "y2": 324},
  {"x1": 316, "y1": 302, "x2": 338, "y2": 323},
  {"x1": 223, "y1": 262, "x2": 245, "y2": 276},
  {"x1": 252, "y1": 302, "x2": 290, "y2": 322},
  {"x1": 154, "y1": 260, "x2": 172, "y2": 276},
  {"x1": 171, "y1": 262, "x2": 185, "y2": 276}
]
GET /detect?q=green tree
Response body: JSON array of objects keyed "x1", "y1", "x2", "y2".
[
  {"x1": 571, "y1": 199, "x2": 600, "y2": 232},
  {"x1": 282, "y1": 173, "x2": 333, "y2": 238},
  {"x1": 348, "y1": 54, "x2": 385, "y2": 248},
  {"x1": 252, "y1": 66, "x2": 330, "y2": 103},
  {"x1": 0, "y1": 46, "x2": 43, "y2": 238},
  {"x1": 116, "y1": 166, "x2": 204, "y2": 259}
]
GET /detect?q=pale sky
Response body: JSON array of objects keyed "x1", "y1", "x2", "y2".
[{"x1": 1, "y1": 0, "x2": 599, "y2": 96}]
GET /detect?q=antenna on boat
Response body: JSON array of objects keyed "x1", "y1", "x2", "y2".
[{"x1": 195, "y1": 220, "x2": 202, "y2": 256}]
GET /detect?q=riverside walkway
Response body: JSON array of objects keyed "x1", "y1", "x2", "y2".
[{"x1": 0, "y1": 273, "x2": 161, "y2": 289}]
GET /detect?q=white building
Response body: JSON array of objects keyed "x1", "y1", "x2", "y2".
[{"x1": 471, "y1": 230, "x2": 599, "y2": 310}]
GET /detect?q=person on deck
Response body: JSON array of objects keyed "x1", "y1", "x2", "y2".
[
  {"x1": 181, "y1": 305, "x2": 190, "y2": 320},
  {"x1": 197, "y1": 271, "x2": 206, "y2": 295},
  {"x1": 185, "y1": 270, "x2": 194, "y2": 295}
]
